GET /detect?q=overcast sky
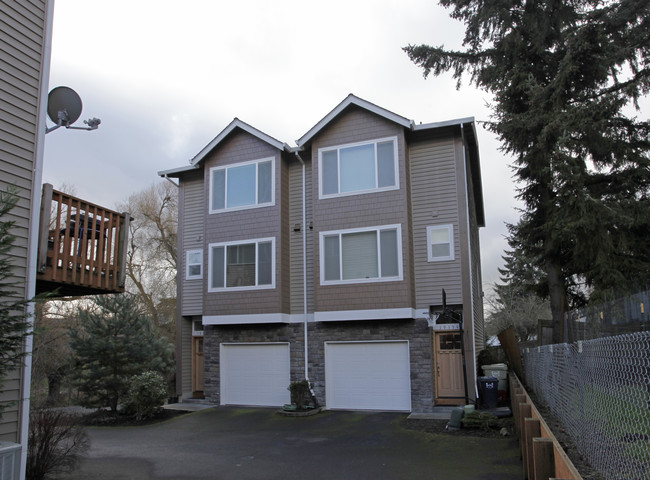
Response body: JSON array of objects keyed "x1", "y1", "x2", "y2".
[{"x1": 43, "y1": 0, "x2": 522, "y2": 293}]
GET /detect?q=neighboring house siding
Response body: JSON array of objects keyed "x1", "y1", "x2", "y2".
[
  {"x1": 410, "y1": 136, "x2": 463, "y2": 309},
  {"x1": 465, "y1": 153, "x2": 485, "y2": 353},
  {"x1": 0, "y1": 0, "x2": 48, "y2": 443},
  {"x1": 202, "y1": 132, "x2": 285, "y2": 316},
  {"x1": 180, "y1": 172, "x2": 204, "y2": 316},
  {"x1": 180, "y1": 317, "x2": 193, "y2": 396},
  {"x1": 310, "y1": 110, "x2": 413, "y2": 313},
  {"x1": 289, "y1": 158, "x2": 315, "y2": 314}
]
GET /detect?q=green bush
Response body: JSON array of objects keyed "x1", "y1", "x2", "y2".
[
  {"x1": 287, "y1": 380, "x2": 312, "y2": 410},
  {"x1": 124, "y1": 370, "x2": 168, "y2": 420},
  {"x1": 461, "y1": 411, "x2": 500, "y2": 430}
]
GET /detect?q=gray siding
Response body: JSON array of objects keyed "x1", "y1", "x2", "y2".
[
  {"x1": 410, "y1": 136, "x2": 463, "y2": 309},
  {"x1": 180, "y1": 317, "x2": 193, "y2": 398},
  {"x1": 180, "y1": 172, "x2": 204, "y2": 316},
  {"x1": 0, "y1": 0, "x2": 49, "y2": 443},
  {"x1": 310, "y1": 109, "x2": 414, "y2": 313},
  {"x1": 201, "y1": 131, "x2": 287, "y2": 316},
  {"x1": 465, "y1": 152, "x2": 485, "y2": 353}
]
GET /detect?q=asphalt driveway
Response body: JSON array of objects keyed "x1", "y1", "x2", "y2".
[{"x1": 59, "y1": 407, "x2": 522, "y2": 480}]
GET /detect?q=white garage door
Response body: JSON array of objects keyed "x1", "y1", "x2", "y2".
[
  {"x1": 325, "y1": 341, "x2": 411, "y2": 411},
  {"x1": 220, "y1": 343, "x2": 290, "y2": 407}
]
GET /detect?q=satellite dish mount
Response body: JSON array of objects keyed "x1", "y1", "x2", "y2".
[{"x1": 45, "y1": 86, "x2": 101, "y2": 134}]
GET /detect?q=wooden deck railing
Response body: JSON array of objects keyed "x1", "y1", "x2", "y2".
[{"x1": 36, "y1": 184, "x2": 130, "y2": 297}]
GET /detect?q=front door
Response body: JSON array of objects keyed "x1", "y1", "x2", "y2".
[
  {"x1": 192, "y1": 337, "x2": 204, "y2": 397},
  {"x1": 434, "y1": 332, "x2": 465, "y2": 404}
]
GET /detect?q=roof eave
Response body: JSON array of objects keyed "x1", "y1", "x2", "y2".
[
  {"x1": 157, "y1": 164, "x2": 200, "y2": 178},
  {"x1": 296, "y1": 94, "x2": 414, "y2": 147},
  {"x1": 190, "y1": 118, "x2": 290, "y2": 167}
]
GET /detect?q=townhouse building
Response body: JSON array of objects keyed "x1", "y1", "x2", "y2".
[{"x1": 160, "y1": 94, "x2": 485, "y2": 412}]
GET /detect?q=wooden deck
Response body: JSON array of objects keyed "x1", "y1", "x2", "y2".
[{"x1": 36, "y1": 184, "x2": 130, "y2": 297}]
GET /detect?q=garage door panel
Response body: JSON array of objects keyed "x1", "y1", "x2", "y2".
[
  {"x1": 220, "y1": 344, "x2": 290, "y2": 407},
  {"x1": 325, "y1": 341, "x2": 411, "y2": 411}
]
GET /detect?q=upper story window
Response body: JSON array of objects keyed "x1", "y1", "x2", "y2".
[
  {"x1": 186, "y1": 249, "x2": 203, "y2": 280},
  {"x1": 427, "y1": 225, "x2": 454, "y2": 262},
  {"x1": 208, "y1": 237, "x2": 275, "y2": 292},
  {"x1": 209, "y1": 157, "x2": 274, "y2": 213},
  {"x1": 320, "y1": 224, "x2": 402, "y2": 285},
  {"x1": 318, "y1": 137, "x2": 398, "y2": 199}
]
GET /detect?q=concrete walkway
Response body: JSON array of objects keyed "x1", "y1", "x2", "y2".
[{"x1": 60, "y1": 407, "x2": 522, "y2": 480}]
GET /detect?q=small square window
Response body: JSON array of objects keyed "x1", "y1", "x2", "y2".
[
  {"x1": 186, "y1": 249, "x2": 203, "y2": 279},
  {"x1": 427, "y1": 225, "x2": 454, "y2": 262}
]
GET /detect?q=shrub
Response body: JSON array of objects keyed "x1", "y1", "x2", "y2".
[
  {"x1": 27, "y1": 409, "x2": 89, "y2": 480},
  {"x1": 124, "y1": 370, "x2": 168, "y2": 420},
  {"x1": 461, "y1": 411, "x2": 500, "y2": 431},
  {"x1": 287, "y1": 380, "x2": 312, "y2": 410}
]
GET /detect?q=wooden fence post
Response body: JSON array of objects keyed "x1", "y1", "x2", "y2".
[
  {"x1": 525, "y1": 417, "x2": 541, "y2": 480},
  {"x1": 533, "y1": 437, "x2": 555, "y2": 480}
]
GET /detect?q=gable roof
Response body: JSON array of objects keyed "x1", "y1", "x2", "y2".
[
  {"x1": 296, "y1": 94, "x2": 414, "y2": 147},
  {"x1": 158, "y1": 118, "x2": 291, "y2": 178},
  {"x1": 190, "y1": 118, "x2": 291, "y2": 167}
]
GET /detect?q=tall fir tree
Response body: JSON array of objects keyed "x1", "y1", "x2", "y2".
[
  {"x1": 405, "y1": 0, "x2": 650, "y2": 342},
  {"x1": 69, "y1": 294, "x2": 173, "y2": 411},
  {"x1": 0, "y1": 188, "x2": 32, "y2": 419}
]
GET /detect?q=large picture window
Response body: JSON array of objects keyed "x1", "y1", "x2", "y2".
[
  {"x1": 319, "y1": 137, "x2": 398, "y2": 198},
  {"x1": 320, "y1": 225, "x2": 402, "y2": 285},
  {"x1": 208, "y1": 238, "x2": 275, "y2": 291},
  {"x1": 209, "y1": 158, "x2": 274, "y2": 213},
  {"x1": 427, "y1": 225, "x2": 454, "y2": 262}
]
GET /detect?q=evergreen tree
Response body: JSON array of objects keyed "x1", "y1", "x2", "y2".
[
  {"x1": 0, "y1": 188, "x2": 32, "y2": 420},
  {"x1": 405, "y1": 0, "x2": 650, "y2": 342},
  {"x1": 69, "y1": 294, "x2": 173, "y2": 411}
]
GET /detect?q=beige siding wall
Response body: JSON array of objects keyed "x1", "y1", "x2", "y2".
[
  {"x1": 202, "y1": 131, "x2": 287, "y2": 316},
  {"x1": 179, "y1": 171, "x2": 204, "y2": 316},
  {"x1": 289, "y1": 157, "x2": 315, "y2": 314},
  {"x1": 0, "y1": 0, "x2": 49, "y2": 443},
  {"x1": 410, "y1": 136, "x2": 463, "y2": 309},
  {"x1": 310, "y1": 109, "x2": 414, "y2": 313}
]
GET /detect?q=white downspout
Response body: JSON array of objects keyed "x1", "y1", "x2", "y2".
[
  {"x1": 460, "y1": 124, "x2": 479, "y2": 399},
  {"x1": 294, "y1": 152, "x2": 309, "y2": 381}
]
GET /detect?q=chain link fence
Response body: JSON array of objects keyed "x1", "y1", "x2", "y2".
[{"x1": 523, "y1": 332, "x2": 650, "y2": 480}]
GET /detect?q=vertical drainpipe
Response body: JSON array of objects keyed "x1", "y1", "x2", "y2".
[
  {"x1": 294, "y1": 152, "x2": 309, "y2": 381},
  {"x1": 460, "y1": 124, "x2": 479, "y2": 399}
]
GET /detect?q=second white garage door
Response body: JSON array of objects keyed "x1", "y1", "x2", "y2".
[
  {"x1": 325, "y1": 341, "x2": 411, "y2": 411},
  {"x1": 220, "y1": 343, "x2": 290, "y2": 407}
]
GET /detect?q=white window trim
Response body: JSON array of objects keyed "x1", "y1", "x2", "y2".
[
  {"x1": 319, "y1": 224, "x2": 403, "y2": 286},
  {"x1": 208, "y1": 237, "x2": 276, "y2": 292},
  {"x1": 426, "y1": 224, "x2": 455, "y2": 262},
  {"x1": 186, "y1": 249, "x2": 203, "y2": 280},
  {"x1": 318, "y1": 136, "x2": 399, "y2": 199},
  {"x1": 208, "y1": 157, "x2": 275, "y2": 214}
]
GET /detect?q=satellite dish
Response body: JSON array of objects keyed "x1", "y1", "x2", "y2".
[
  {"x1": 47, "y1": 86, "x2": 82, "y2": 126},
  {"x1": 45, "y1": 86, "x2": 100, "y2": 134}
]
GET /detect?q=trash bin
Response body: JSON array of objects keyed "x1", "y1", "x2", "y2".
[
  {"x1": 482, "y1": 363, "x2": 508, "y2": 405},
  {"x1": 477, "y1": 376, "x2": 499, "y2": 409}
]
